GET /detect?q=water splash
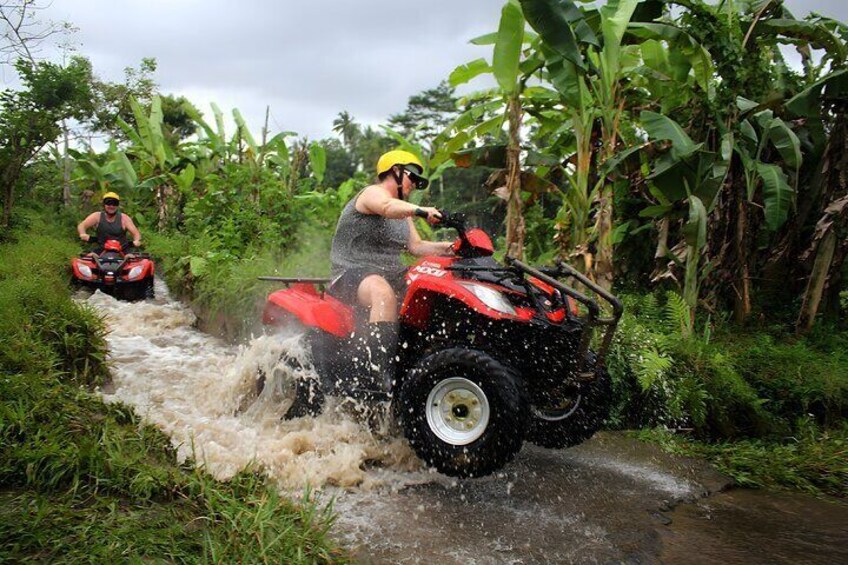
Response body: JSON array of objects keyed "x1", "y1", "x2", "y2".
[{"x1": 80, "y1": 279, "x2": 421, "y2": 490}]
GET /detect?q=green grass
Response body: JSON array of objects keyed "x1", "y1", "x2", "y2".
[
  {"x1": 146, "y1": 226, "x2": 333, "y2": 340},
  {"x1": 607, "y1": 292, "x2": 848, "y2": 440},
  {"x1": 0, "y1": 209, "x2": 346, "y2": 563},
  {"x1": 635, "y1": 424, "x2": 848, "y2": 498}
]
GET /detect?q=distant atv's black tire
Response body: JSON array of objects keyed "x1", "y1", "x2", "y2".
[
  {"x1": 144, "y1": 278, "x2": 155, "y2": 299},
  {"x1": 526, "y1": 357, "x2": 612, "y2": 449},
  {"x1": 398, "y1": 348, "x2": 527, "y2": 478}
]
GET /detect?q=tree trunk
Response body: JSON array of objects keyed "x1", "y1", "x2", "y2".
[
  {"x1": 62, "y1": 123, "x2": 72, "y2": 207},
  {"x1": 795, "y1": 106, "x2": 848, "y2": 332},
  {"x1": 797, "y1": 228, "x2": 837, "y2": 332},
  {"x1": 733, "y1": 190, "x2": 752, "y2": 323},
  {"x1": 156, "y1": 184, "x2": 169, "y2": 231},
  {"x1": 504, "y1": 95, "x2": 524, "y2": 259},
  {"x1": 593, "y1": 190, "x2": 614, "y2": 291},
  {"x1": 1, "y1": 156, "x2": 25, "y2": 230}
]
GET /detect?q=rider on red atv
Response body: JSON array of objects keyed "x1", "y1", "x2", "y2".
[
  {"x1": 328, "y1": 150, "x2": 452, "y2": 396},
  {"x1": 77, "y1": 191, "x2": 142, "y2": 255}
]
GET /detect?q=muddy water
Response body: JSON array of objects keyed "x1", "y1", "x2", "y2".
[{"x1": 79, "y1": 280, "x2": 848, "y2": 564}]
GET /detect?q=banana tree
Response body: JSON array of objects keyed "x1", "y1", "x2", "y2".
[
  {"x1": 68, "y1": 144, "x2": 138, "y2": 199},
  {"x1": 433, "y1": 0, "x2": 546, "y2": 259},
  {"x1": 789, "y1": 69, "x2": 848, "y2": 331},
  {"x1": 117, "y1": 95, "x2": 179, "y2": 229},
  {"x1": 519, "y1": 0, "x2": 654, "y2": 289}
]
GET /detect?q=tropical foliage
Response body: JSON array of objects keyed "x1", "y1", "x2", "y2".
[{"x1": 1, "y1": 0, "x2": 846, "y2": 498}]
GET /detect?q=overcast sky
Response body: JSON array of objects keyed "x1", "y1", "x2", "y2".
[{"x1": 5, "y1": 0, "x2": 847, "y2": 142}]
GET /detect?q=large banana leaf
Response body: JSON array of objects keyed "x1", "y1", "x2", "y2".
[
  {"x1": 471, "y1": 30, "x2": 538, "y2": 45},
  {"x1": 626, "y1": 22, "x2": 714, "y2": 97},
  {"x1": 600, "y1": 0, "x2": 640, "y2": 75},
  {"x1": 767, "y1": 118, "x2": 802, "y2": 170},
  {"x1": 449, "y1": 58, "x2": 491, "y2": 87},
  {"x1": 493, "y1": 1, "x2": 525, "y2": 94},
  {"x1": 451, "y1": 144, "x2": 508, "y2": 169},
  {"x1": 233, "y1": 108, "x2": 258, "y2": 157},
  {"x1": 640, "y1": 111, "x2": 697, "y2": 157},
  {"x1": 757, "y1": 19, "x2": 847, "y2": 64},
  {"x1": 756, "y1": 162, "x2": 793, "y2": 231},
  {"x1": 113, "y1": 151, "x2": 138, "y2": 189},
  {"x1": 683, "y1": 194, "x2": 707, "y2": 251},
  {"x1": 148, "y1": 96, "x2": 167, "y2": 169},
  {"x1": 129, "y1": 96, "x2": 154, "y2": 155},
  {"x1": 520, "y1": 0, "x2": 587, "y2": 70},
  {"x1": 211, "y1": 103, "x2": 226, "y2": 141},
  {"x1": 308, "y1": 142, "x2": 326, "y2": 184},
  {"x1": 545, "y1": 56, "x2": 588, "y2": 108},
  {"x1": 786, "y1": 69, "x2": 848, "y2": 118}
]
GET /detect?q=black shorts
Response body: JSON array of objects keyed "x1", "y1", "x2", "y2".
[{"x1": 328, "y1": 268, "x2": 407, "y2": 304}]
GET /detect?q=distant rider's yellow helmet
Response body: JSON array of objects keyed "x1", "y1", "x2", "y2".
[
  {"x1": 376, "y1": 150, "x2": 429, "y2": 189},
  {"x1": 102, "y1": 191, "x2": 121, "y2": 203}
]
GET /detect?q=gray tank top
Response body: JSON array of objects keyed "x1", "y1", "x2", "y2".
[
  {"x1": 330, "y1": 192, "x2": 410, "y2": 277},
  {"x1": 97, "y1": 211, "x2": 127, "y2": 246}
]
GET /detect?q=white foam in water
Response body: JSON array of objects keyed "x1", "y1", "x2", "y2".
[{"x1": 79, "y1": 279, "x2": 424, "y2": 490}]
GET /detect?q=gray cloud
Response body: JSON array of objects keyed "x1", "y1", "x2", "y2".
[{"x1": 10, "y1": 1, "x2": 848, "y2": 141}]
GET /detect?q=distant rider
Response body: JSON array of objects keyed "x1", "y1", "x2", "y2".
[
  {"x1": 77, "y1": 191, "x2": 142, "y2": 254},
  {"x1": 328, "y1": 150, "x2": 453, "y2": 397}
]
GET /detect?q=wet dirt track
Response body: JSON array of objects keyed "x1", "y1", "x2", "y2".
[
  {"x1": 333, "y1": 435, "x2": 848, "y2": 564},
  {"x1": 80, "y1": 282, "x2": 848, "y2": 565}
]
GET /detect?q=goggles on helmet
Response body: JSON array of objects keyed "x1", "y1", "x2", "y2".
[{"x1": 103, "y1": 198, "x2": 120, "y2": 206}]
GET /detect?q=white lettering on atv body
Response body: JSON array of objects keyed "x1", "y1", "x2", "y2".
[{"x1": 412, "y1": 265, "x2": 447, "y2": 278}]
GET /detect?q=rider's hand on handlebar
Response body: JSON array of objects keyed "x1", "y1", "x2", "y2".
[
  {"x1": 414, "y1": 206, "x2": 443, "y2": 225},
  {"x1": 80, "y1": 234, "x2": 90, "y2": 243},
  {"x1": 133, "y1": 239, "x2": 141, "y2": 247}
]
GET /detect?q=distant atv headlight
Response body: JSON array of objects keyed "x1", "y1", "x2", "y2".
[
  {"x1": 459, "y1": 282, "x2": 516, "y2": 316},
  {"x1": 78, "y1": 264, "x2": 93, "y2": 278},
  {"x1": 127, "y1": 265, "x2": 144, "y2": 280}
]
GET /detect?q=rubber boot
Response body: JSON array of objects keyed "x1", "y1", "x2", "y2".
[{"x1": 350, "y1": 321, "x2": 398, "y2": 401}]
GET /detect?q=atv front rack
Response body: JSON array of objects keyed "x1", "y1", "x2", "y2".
[{"x1": 505, "y1": 257, "x2": 623, "y2": 376}]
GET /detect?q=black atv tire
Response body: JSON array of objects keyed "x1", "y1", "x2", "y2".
[
  {"x1": 526, "y1": 356, "x2": 612, "y2": 449},
  {"x1": 283, "y1": 376, "x2": 325, "y2": 420},
  {"x1": 144, "y1": 278, "x2": 155, "y2": 299},
  {"x1": 398, "y1": 348, "x2": 527, "y2": 478}
]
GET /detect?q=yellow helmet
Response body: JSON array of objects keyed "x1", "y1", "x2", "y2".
[
  {"x1": 102, "y1": 191, "x2": 120, "y2": 202},
  {"x1": 376, "y1": 150, "x2": 425, "y2": 177}
]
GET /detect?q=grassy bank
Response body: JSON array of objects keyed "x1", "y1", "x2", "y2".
[
  {"x1": 0, "y1": 209, "x2": 344, "y2": 563},
  {"x1": 145, "y1": 226, "x2": 333, "y2": 340},
  {"x1": 635, "y1": 425, "x2": 847, "y2": 498},
  {"x1": 609, "y1": 293, "x2": 847, "y2": 498}
]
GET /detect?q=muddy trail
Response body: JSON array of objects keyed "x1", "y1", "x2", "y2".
[{"x1": 78, "y1": 280, "x2": 848, "y2": 564}]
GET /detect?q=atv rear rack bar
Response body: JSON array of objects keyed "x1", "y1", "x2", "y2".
[
  {"x1": 505, "y1": 258, "x2": 623, "y2": 374},
  {"x1": 258, "y1": 276, "x2": 332, "y2": 288}
]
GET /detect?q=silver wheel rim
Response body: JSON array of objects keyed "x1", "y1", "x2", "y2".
[
  {"x1": 425, "y1": 377, "x2": 490, "y2": 445},
  {"x1": 531, "y1": 393, "x2": 582, "y2": 422}
]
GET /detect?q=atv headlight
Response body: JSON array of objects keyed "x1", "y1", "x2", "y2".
[
  {"x1": 78, "y1": 264, "x2": 93, "y2": 278},
  {"x1": 459, "y1": 282, "x2": 516, "y2": 316},
  {"x1": 127, "y1": 265, "x2": 144, "y2": 280}
]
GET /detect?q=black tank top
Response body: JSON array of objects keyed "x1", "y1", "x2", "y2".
[{"x1": 97, "y1": 211, "x2": 127, "y2": 247}]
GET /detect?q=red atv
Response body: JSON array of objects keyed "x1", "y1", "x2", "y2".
[
  {"x1": 261, "y1": 212, "x2": 622, "y2": 478},
  {"x1": 70, "y1": 238, "x2": 155, "y2": 301}
]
